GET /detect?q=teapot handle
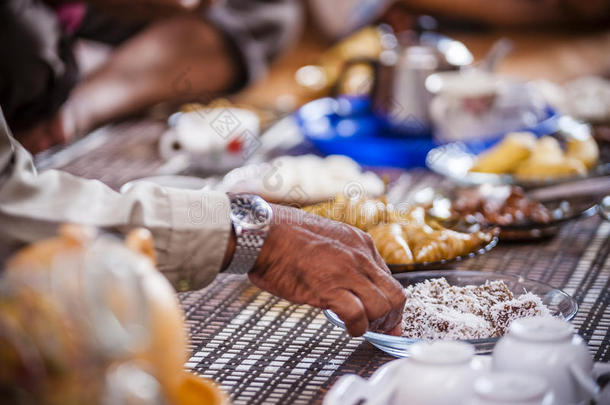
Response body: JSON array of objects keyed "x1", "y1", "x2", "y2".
[{"x1": 569, "y1": 364, "x2": 600, "y2": 399}]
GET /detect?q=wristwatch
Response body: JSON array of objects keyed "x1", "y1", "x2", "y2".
[{"x1": 224, "y1": 194, "x2": 273, "y2": 275}]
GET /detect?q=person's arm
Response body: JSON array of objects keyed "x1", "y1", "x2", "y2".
[
  {"x1": 0, "y1": 108, "x2": 231, "y2": 290},
  {"x1": 397, "y1": 0, "x2": 610, "y2": 26},
  {"x1": 44, "y1": 0, "x2": 218, "y2": 21},
  {"x1": 1, "y1": 108, "x2": 405, "y2": 336}
]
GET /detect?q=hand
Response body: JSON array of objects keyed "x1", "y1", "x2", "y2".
[
  {"x1": 16, "y1": 112, "x2": 73, "y2": 154},
  {"x1": 247, "y1": 204, "x2": 406, "y2": 337}
]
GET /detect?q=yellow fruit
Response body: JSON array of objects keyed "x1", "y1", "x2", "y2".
[
  {"x1": 514, "y1": 157, "x2": 587, "y2": 180},
  {"x1": 566, "y1": 136, "x2": 599, "y2": 169},
  {"x1": 470, "y1": 132, "x2": 537, "y2": 174}
]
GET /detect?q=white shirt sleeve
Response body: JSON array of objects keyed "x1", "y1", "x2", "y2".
[{"x1": 0, "y1": 109, "x2": 231, "y2": 290}]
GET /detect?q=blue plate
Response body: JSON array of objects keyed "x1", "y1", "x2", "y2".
[
  {"x1": 296, "y1": 97, "x2": 559, "y2": 168},
  {"x1": 295, "y1": 96, "x2": 437, "y2": 168}
]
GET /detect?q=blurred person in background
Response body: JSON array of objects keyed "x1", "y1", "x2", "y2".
[
  {"x1": 310, "y1": 0, "x2": 610, "y2": 41},
  {"x1": 392, "y1": 0, "x2": 610, "y2": 28},
  {"x1": 0, "y1": 0, "x2": 302, "y2": 153},
  {"x1": 3, "y1": 0, "x2": 609, "y2": 154}
]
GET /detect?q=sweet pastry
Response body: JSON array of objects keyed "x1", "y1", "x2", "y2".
[
  {"x1": 369, "y1": 214, "x2": 492, "y2": 264},
  {"x1": 566, "y1": 135, "x2": 600, "y2": 169},
  {"x1": 406, "y1": 227, "x2": 491, "y2": 264},
  {"x1": 451, "y1": 185, "x2": 553, "y2": 226},
  {"x1": 303, "y1": 193, "x2": 389, "y2": 231},
  {"x1": 368, "y1": 223, "x2": 414, "y2": 264},
  {"x1": 399, "y1": 277, "x2": 550, "y2": 339},
  {"x1": 513, "y1": 136, "x2": 587, "y2": 180},
  {"x1": 305, "y1": 197, "x2": 493, "y2": 265},
  {"x1": 469, "y1": 132, "x2": 537, "y2": 174},
  {"x1": 469, "y1": 131, "x2": 598, "y2": 181}
]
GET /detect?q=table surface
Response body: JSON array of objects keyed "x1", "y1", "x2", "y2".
[
  {"x1": 42, "y1": 118, "x2": 610, "y2": 405},
  {"x1": 38, "y1": 28, "x2": 610, "y2": 405}
]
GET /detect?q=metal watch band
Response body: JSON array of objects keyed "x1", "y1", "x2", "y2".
[
  {"x1": 223, "y1": 230, "x2": 266, "y2": 275},
  {"x1": 223, "y1": 194, "x2": 273, "y2": 275}
]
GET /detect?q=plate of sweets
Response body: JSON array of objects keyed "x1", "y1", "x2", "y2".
[
  {"x1": 427, "y1": 117, "x2": 607, "y2": 188},
  {"x1": 324, "y1": 271, "x2": 577, "y2": 356},
  {"x1": 303, "y1": 195, "x2": 498, "y2": 272},
  {"x1": 429, "y1": 183, "x2": 603, "y2": 240}
]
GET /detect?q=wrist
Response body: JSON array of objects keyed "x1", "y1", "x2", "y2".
[
  {"x1": 223, "y1": 194, "x2": 273, "y2": 275},
  {"x1": 221, "y1": 225, "x2": 236, "y2": 270}
]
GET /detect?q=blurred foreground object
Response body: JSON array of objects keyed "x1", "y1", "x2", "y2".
[{"x1": 1, "y1": 225, "x2": 228, "y2": 405}]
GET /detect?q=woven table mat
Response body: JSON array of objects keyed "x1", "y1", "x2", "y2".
[
  {"x1": 178, "y1": 216, "x2": 609, "y2": 405},
  {"x1": 45, "y1": 120, "x2": 610, "y2": 404}
]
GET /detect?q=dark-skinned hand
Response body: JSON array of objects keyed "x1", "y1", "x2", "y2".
[{"x1": 239, "y1": 204, "x2": 406, "y2": 337}]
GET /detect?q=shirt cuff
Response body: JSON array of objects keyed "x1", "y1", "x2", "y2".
[{"x1": 159, "y1": 188, "x2": 231, "y2": 291}]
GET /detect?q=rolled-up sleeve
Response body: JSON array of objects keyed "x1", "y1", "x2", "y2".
[{"x1": 0, "y1": 110, "x2": 230, "y2": 290}]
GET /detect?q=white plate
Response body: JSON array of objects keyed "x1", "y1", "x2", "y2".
[{"x1": 120, "y1": 175, "x2": 217, "y2": 193}]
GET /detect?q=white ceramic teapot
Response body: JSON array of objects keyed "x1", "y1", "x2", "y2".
[
  {"x1": 324, "y1": 340, "x2": 488, "y2": 405},
  {"x1": 492, "y1": 317, "x2": 598, "y2": 405}
]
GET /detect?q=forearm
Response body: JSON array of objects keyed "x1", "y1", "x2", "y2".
[
  {"x1": 44, "y1": 0, "x2": 212, "y2": 21},
  {"x1": 66, "y1": 16, "x2": 236, "y2": 135},
  {"x1": 0, "y1": 112, "x2": 231, "y2": 290},
  {"x1": 397, "y1": 0, "x2": 608, "y2": 26}
]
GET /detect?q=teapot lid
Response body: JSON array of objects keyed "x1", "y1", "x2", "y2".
[
  {"x1": 509, "y1": 317, "x2": 573, "y2": 342},
  {"x1": 409, "y1": 341, "x2": 474, "y2": 365},
  {"x1": 474, "y1": 372, "x2": 548, "y2": 402}
]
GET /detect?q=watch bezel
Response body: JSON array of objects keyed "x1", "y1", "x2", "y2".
[{"x1": 229, "y1": 194, "x2": 273, "y2": 232}]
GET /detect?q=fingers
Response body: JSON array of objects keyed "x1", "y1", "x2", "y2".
[
  {"x1": 358, "y1": 244, "x2": 406, "y2": 331},
  {"x1": 386, "y1": 323, "x2": 403, "y2": 337},
  {"x1": 348, "y1": 273, "x2": 392, "y2": 324},
  {"x1": 326, "y1": 290, "x2": 369, "y2": 337},
  {"x1": 350, "y1": 247, "x2": 405, "y2": 333}
]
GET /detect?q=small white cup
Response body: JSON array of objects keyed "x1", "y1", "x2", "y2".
[
  {"x1": 324, "y1": 341, "x2": 488, "y2": 405},
  {"x1": 492, "y1": 317, "x2": 597, "y2": 405}
]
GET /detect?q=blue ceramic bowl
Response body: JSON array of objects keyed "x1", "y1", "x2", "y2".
[
  {"x1": 295, "y1": 96, "x2": 437, "y2": 168},
  {"x1": 296, "y1": 96, "x2": 559, "y2": 168}
]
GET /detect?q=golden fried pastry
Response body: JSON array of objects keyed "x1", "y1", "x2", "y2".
[
  {"x1": 528, "y1": 136, "x2": 564, "y2": 163},
  {"x1": 305, "y1": 199, "x2": 492, "y2": 265},
  {"x1": 369, "y1": 206, "x2": 492, "y2": 265},
  {"x1": 407, "y1": 228, "x2": 490, "y2": 263},
  {"x1": 514, "y1": 157, "x2": 587, "y2": 180},
  {"x1": 303, "y1": 194, "x2": 388, "y2": 231},
  {"x1": 513, "y1": 136, "x2": 587, "y2": 180},
  {"x1": 470, "y1": 132, "x2": 537, "y2": 174},
  {"x1": 566, "y1": 135, "x2": 599, "y2": 169},
  {"x1": 369, "y1": 223, "x2": 414, "y2": 264}
]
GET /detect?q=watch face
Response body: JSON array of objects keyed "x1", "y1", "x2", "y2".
[{"x1": 230, "y1": 194, "x2": 273, "y2": 231}]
